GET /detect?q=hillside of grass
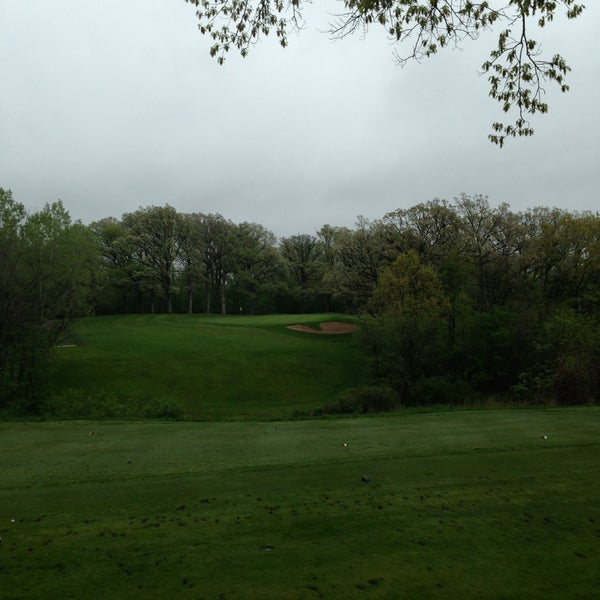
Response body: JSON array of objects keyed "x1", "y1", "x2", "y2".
[
  {"x1": 49, "y1": 313, "x2": 368, "y2": 420},
  {"x1": 1, "y1": 409, "x2": 599, "y2": 598},
  {"x1": 21, "y1": 315, "x2": 599, "y2": 598}
]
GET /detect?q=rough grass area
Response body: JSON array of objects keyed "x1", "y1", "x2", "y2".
[
  {"x1": 49, "y1": 313, "x2": 367, "y2": 420},
  {"x1": 1, "y1": 409, "x2": 599, "y2": 598}
]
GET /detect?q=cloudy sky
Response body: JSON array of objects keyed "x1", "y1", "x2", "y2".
[{"x1": 1, "y1": 1, "x2": 598, "y2": 238}]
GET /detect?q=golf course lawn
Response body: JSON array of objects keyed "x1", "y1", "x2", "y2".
[
  {"x1": 1, "y1": 408, "x2": 599, "y2": 598},
  {"x1": 49, "y1": 313, "x2": 368, "y2": 420}
]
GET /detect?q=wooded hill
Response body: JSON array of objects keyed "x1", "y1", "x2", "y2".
[{"x1": 1, "y1": 188, "x2": 598, "y2": 413}]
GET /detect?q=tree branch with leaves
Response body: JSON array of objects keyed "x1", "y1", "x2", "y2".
[{"x1": 184, "y1": 0, "x2": 585, "y2": 146}]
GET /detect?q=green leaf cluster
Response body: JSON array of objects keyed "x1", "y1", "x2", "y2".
[
  {"x1": 185, "y1": 0, "x2": 586, "y2": 145},
  {"x1": 0, "y1": 189, "x2": 97, "y2": 413},
  {"x1": 356, "y1": 195, "x2": 600, "y2": 406}
]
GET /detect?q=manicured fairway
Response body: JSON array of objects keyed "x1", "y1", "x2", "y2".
[
  {"x1": 49, "y1": 314, "x2": 367, "y2": 419},
  {"x1": 1, "y1": 409, "x2": 599, "y2": 598}
]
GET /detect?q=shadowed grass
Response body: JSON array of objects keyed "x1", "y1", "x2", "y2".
[
  {"x1": 49, "y1": 313, "x2": 367, "y2": 420},
  {"x1": 1, "y1": 409, "x2": 599, "y2": 598}
]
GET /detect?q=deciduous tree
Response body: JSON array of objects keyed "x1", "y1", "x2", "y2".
[
  {"x1": 231, "y1": 222, "x2": 283, "y2": 314},
  {"x1": 0, "y1": 189, "x2": 96, "y2": 412},
  {"x1": 279, "y1": 233, "x2": 324, "y2": 312},
  {"x1": 177, "y1": 213, "x2": 207, "y2": 314},
  {"x1": 89, "y1": 217, "x2": 147, "y2": 313},
  {"x1": 199, "y1": 213, "x2": 238, "y2": 314},
  {"x1": 335, "y1": 217, "x2": 396, "y2": 312},
  {"x1": 366, "y1": 250, "x2": 450, "y2": 401},
  {"x1": 122, "y1": 205, "x2": 182, "y2": 313},
  {"x1": 184, "y1": 0, "x2": 585, "y2": 145}
]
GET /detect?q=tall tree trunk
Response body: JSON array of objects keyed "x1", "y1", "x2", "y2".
[
  {"x1": 220, "y1": 284, "x2": 227, "y2": 315},
  {"x1": 187, "y1": 289, "x2": 193, "y2": 314},
  {"x1": 205, "y1": 284, "x2": 211, "y2": 314}
]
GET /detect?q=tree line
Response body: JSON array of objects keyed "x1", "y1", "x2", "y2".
[{"x1": 1, "y1": 188, "x2": 598, "y2": 413}]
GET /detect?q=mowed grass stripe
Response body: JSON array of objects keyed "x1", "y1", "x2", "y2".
[
  {"x1": 4, "y1": 409, "x2": 597, "y2": 489},
  {"x1": 1, "y1": 410, "x2": 599, "y2": 598}
]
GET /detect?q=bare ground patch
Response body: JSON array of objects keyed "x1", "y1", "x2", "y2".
[{"x1": 286, "y1": 321, "x2": 358, "y2": 335}]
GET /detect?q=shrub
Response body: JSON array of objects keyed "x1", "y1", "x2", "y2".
[
  {"x1": 321, "y1": 385, "x2": 400, "y2": 415},
  {"x1": 46, "y1": 389, "x2": 186, "y2": 420},
  {"x1": 410, "y1": 376, "x2": 471, "y2": 407},
  {"x1": 514, "y1": 309, "x2": 600, "y2": 406},
  {"x1": 141, "y1": 397, "x2": 186, "y2": 420},
  {"x1": 48, "y1": 389, "x2": 132, "y2": 419}
]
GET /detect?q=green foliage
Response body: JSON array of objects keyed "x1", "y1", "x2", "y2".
[
  {"x1": 91, "y1": 209, "x2": 285, "y2": 316},
  {"x1": 356, "y1": 197, "x2": 599, "y2": 408},
  {"x1": 369, "y1": 250, "x2": 450, "y2": 319},
  {"x1": 364, "y1": 251, "x2": 452, "y2": 403},
  {"x1": 0, "y1": 326, "x2": 52, "y2": 416},
  {"x1": 6, "y1": 193, "x2": 598, "y2": 413},
  {"x1": 197, "y1": 213, "x2": 238, "y2": 314},
  {"x1": 141, "y1": 396, "x2": 187, "y2": 419},
  {"x1": 185, "y1": 0, "x2": 586, "y2": 145},
  {"x1": 230, "y1": 221, "x2": 285, "y2": 314},
  {"x1": 47, "y1": 388, "x2": 187, "y2": 420},
  {"x1": 0, "y1": 189, "x2": 97, "y2": 413},
  {"x1": 320, "y1": 385, "x2": 399, "y2": 415},
  {"x1": 364, "y1": 314, "x2": 452, "y2": 403},
  {"x1": 49, "y1": 388, "x2": 134, "y2": 419},
  {"x1": 121, "y1": 205, "x2": 182, "y2": 313},
  {"x1": 457, "y1": 307, "x2": 536, "y2": 392},
  {"x1": 279, "y1": 233, "x2": 325, "y2": 312},
  {"x1": 333, "y1": 216, "x2": 398, "y2": 312},
  {"x1": 515, "y1": 308, "x2": 600, "y2": 405},
  {"x1": 410, "y1": 375, "x2": 472, "y2": 407}
]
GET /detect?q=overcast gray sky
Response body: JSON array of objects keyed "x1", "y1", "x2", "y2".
[{"x1": 1, "y1": 1, "x2": 598, "y2": 238}]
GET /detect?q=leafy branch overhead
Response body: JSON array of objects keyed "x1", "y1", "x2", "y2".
[{"x1": 184, "y1": 0, "x2": 585, "y2": 146}]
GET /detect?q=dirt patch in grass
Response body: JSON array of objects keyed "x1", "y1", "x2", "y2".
[{"x1": 287, "y1": 321, "x2": 358, "y2": 335}]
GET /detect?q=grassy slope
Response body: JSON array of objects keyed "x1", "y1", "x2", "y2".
[
  {"x1": 1, "y1": 409, "x2": 599, "y2": 598},
  {"x1": 50, "y1": 314, "x2": 367, "y2": 419}
]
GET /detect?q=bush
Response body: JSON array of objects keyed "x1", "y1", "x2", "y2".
[
  {"x1": 48, "y1": 389, "x2": 132, "y2": 419},
  {"x1": 514, "y1": 309, "x2": 600, "y2": 406},
  {"x1": 46, "y1": 389, "x2": 186, "y2": 420},
  {"x1": 457, "y1": 308, "x2": 536, "y2": 393},
  {"x1": 321, "y1": 385, "x2": 400, "y2": 415},
  {"x1": 410, "y1": 376, "x2": 471, "y2": 407},
  {"x1": 140, "y1": 397, "x2": 186, "y2": 420}
]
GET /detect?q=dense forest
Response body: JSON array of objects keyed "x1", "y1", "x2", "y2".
[{"x1": 1, "y1": 187, "x2": 599, "y2": 413}]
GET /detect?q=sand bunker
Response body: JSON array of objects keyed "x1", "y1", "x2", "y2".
[{"x1": 286, "y1": 321, "x2": 358, "y2": 335}]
